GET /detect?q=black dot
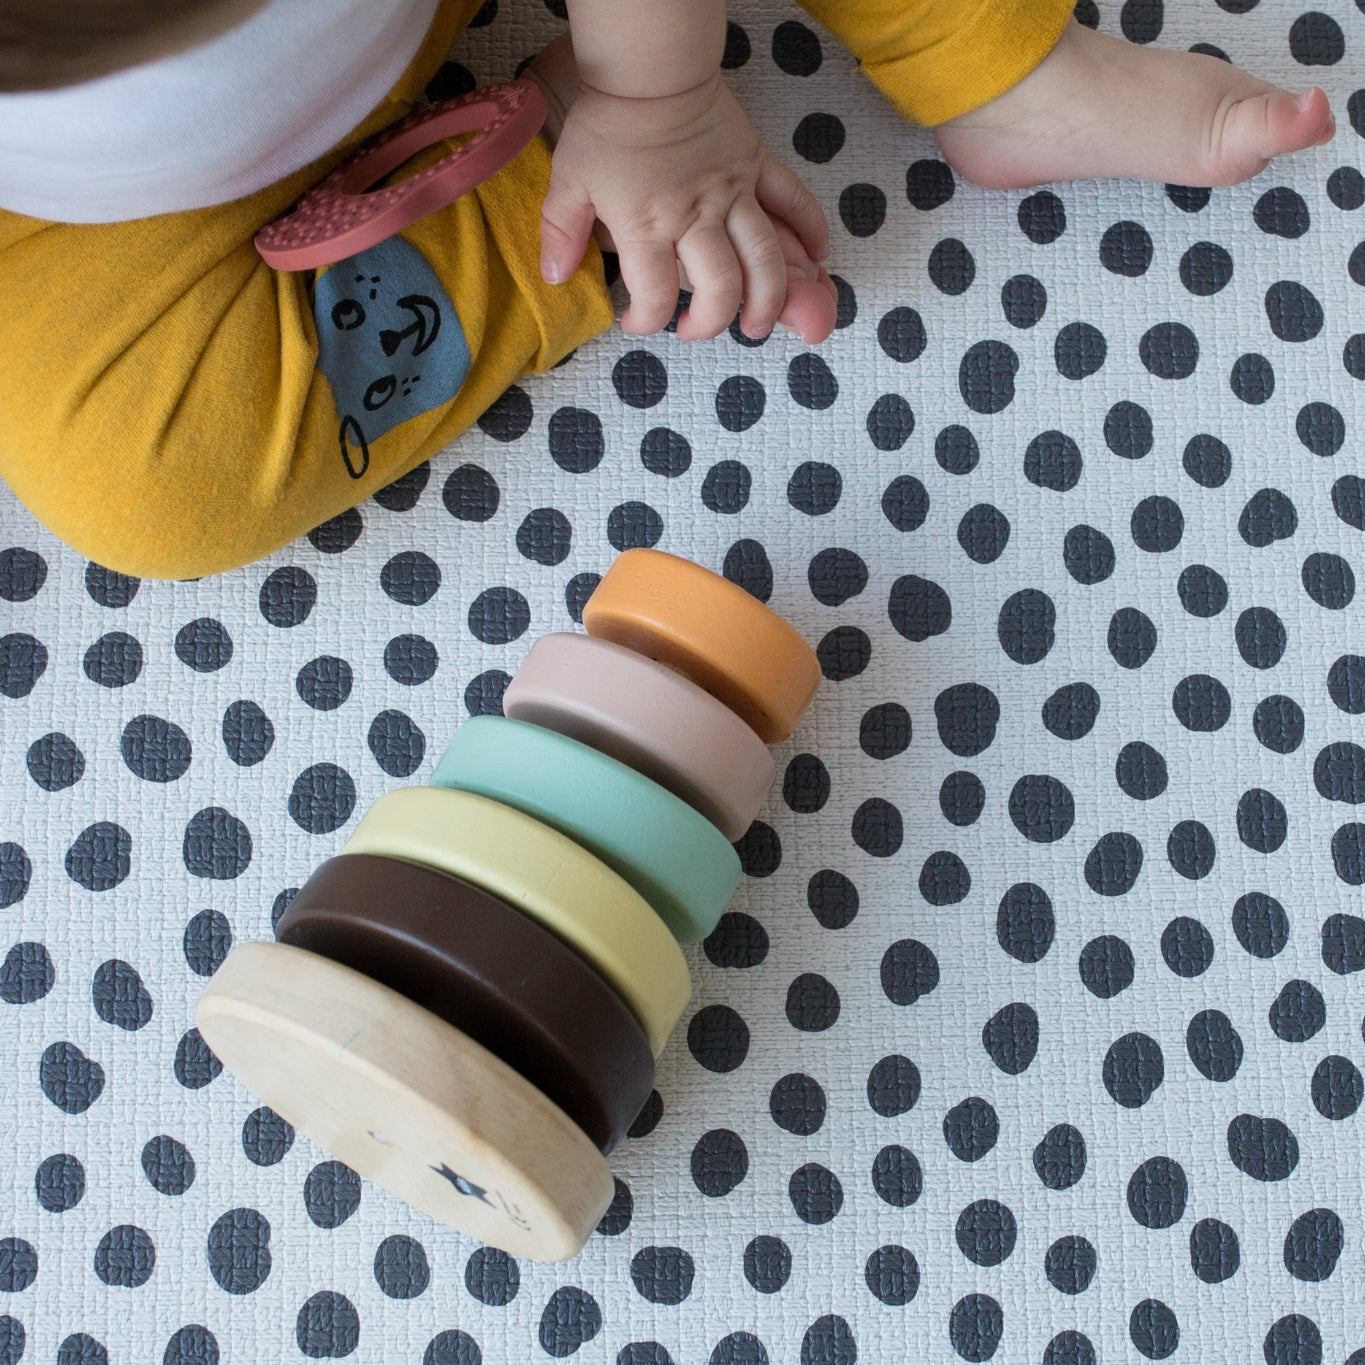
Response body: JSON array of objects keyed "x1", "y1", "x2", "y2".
[
  {"x1": 307, "y1": 508, "x2": 362, "y2": 555},
  {"x1": 514, "y1": 508, "x2": 572, "y2": 566},
  {"x1": 1086, "y1": 831, "x2": 1144, "y2": 895},
  {"x1": 1328, "y1": 654, "x2": 1365, "y2": 714},
  {"x1": 27, "y1": 732, "x2": 85, "y2": 791},
  {"x1": 383, "y1": 633, "x2": 438, "y2": 687},
  {"x1": 788, "y1": 353, "x2": 838, "y2": 411},
  {"x1": 865, "y1": 393, "x2": 913, "y2": 451},
  {"x1": 882, "y1": 474, "x2": 929, "y2": 534},
  {"x1": 808, "y1": 869, "x2": 860, "y2": 930},
  {"x1": 920, "y1": 851, "x2": 970, "y2": 905},
  {"x1": 1180, "y1": 240, "x2": 1234, "y2": 295},
  {"x1": 1348, "y1": 332, "x2": 1365, "y2": 378},
  {"x1": 959, "y1": 339, "x2": 1019, "y2": 413},
  {"x1": 1140, "y1": 321, "x2": 1198, "y2": 379},
  {"x1": 613, "y1": 350, "x2": 667, "y2": 408},
  {"x1": 1335, "y1": 474, "x2": 1365, "y2": 528},
  {"x1": 783, "y1": 752, "x2": 831, "y2": 813},
  {"x1": 906, "y1": 157, "x2": 955, "y2": 209},
  {"x1": 997, "y1": 883, "x2": 1054, "y2": 963},
  {"x1": 1019, "y1": 191, "x2": 1066, "y2": 243},
  {"x1": 1284, "y1": 1209, "x2": 1343, "y2": 1283},
  {"x1": 1289, "y1": 11, "x2": 1343, "y2": 64},
  {"x1": 1042, "y1": 681, "x2": 1100, "y2": 740},
  {"x1": 380, "y1": 550, "x2": 440, "y2": 606},
  {"x1": 206, "y1": 1207, "x2": 273, "y2": 1295},
  {"x1": 1328, "y1": 165, "x2": 1365, "y2": 209},
  {"x1": 1132, "y1": 495, "x2": 1184, "y2": 553},
  {"x1": 715, "y1": 374, "x2": 765, "y2": 431},
  {"x1": 1263, "y1": 1317, "x2": 1322, "y2": 1365},
  {"x1": 869, "y1": 1145, "x2": 922, "y2": 1209},
  {"x1": 467, "y1": 586, "x2": 530, "y2": 645},
  {"x1": 1164, "y1": 918, "x2": 1216, "y2": 979},
  {"x1": 734, "y1": 821, "x2": 781, "y2": 878},
  {"x1": 442, "y1": 463, "x2": 501, "y2": 523},
  {"x1": 866, "y1": 1054, "x2": 920, "y2": 1117},
  {"x1": 1311, "y1": 1054, "x2": 1364, "y2": 1119},
  {"x1": 162, "y1": 1326, "x2": 218, "y2": 1365},
  {"x1": 1104, "y1": 401, "x2": 1153, "y2": 460},
  {"x1": 1, "y1": 942, "x2": 52, "y2": 1004},
  {"x1": 788, "y1": 460, "x2": 842, "y2": 515},
  {"x1": 860, "y1": 702, "x2": 911, "y2": 760},
  {"x1": 1302, "y1": 551, "x2": 1355, "y2": 609},
  {"x1": 1266, "y1": 280, "x2": 1325, "y2": 342},
  {"x1": 1231, "y1": 352, "x2": 1275, "y2": 403},
  {"x1": 1127, "y1": 1155, "x2": 1186, "y2": 1228},
  {"x1": 874, "y1": 308, "x2": 926, "y2": 367},
  {"x1": 425, "y1": 58, "x2": 476, "y2": 99},
  {"x1": 1109, "y1": 607, "x2": 1157, "y2": 669},
  {"x1": 288, "y1": 764, "x2": 355, "y2": 836},
  {"x1": 1268, "y1": 978, "x2": 1326, "y2": 1041},
  {"x1": 816, "y1": 625, "x2": 870, "y2": 681},
  {"x1": 1034, "y1": 1124, "x2": 1086, "y2": 1189},
  {"x1": 955, "y1": 1199, "x2": 1017, "y2": 1267},
  {"x1": 424, "y1": 1332, "x2": 480, "y2": 1365},
  {"x1": 1026, "y1": 430, "x2": 1083, "y2": 492},
  {"x1": 83, "y1": 631, "x2": 142, "y2": 688},
  {"x1": 1116, "y1": 741, "x2": 1168, "y2": 799},
  {"x1": 1183, "y1": 433, "x2": 1231, "y2": 488},
  {"x1": 1130, "y1": 1300, "x2": 1179, "y2": 1361},
  {"x1": 1167, "y1": 820, "x2": 1216, "y2": 880},
  {"x1": 1001, "y1": 274, "x2": 1047, "y2": 328},
  {"x1": 1080, "y1": 935, "x2": 1135, "y2": 998},
  {"x1": 1166, "y1": 182, "x2": 1211, "y2": 212},
  {"x1": 999, "y1": 589, "x2": 1055, "y2": 663},
  {"x1": 700, "y1": 464, "x2": 751, "y2": 519},
  {"x1": 372, "y1": 1234, "x2": 429, "y2": 1301},
  {"x1": 881, "y1": 939, "x2": 939, "y2": 1006},
  {"x1": 1226, "y1": 1113, "x2": 1299, "y2": 1180},
  {"x1": 1045, "y1": 1334, "x2": 1096, "y2": 1365},
  {"x1": 806, "y1": 548, "x2": 867, "y2": 608},
  {"x1": 839, "y1": 183, "x2": 885, "y2": 237},
  {"x1": 864, "y1": 1245, "x2": 919, "y2": 1308},
  {"x1": 1055, "y1": 322, "x2": 1107, "y2": 379},
  {"x1": 629, "y1": 1246, "x2": 694, "y2": 1306},
  {"x1": 84, "y1": 562, "x2": 138, "y2": 608},
  {"x1": 1045, "y1": 1235, "x2": 1097, "y2": 1295},
  {"x1": 271, "y1": 891, "x2": 298, "y2": 939},
  {"x1": 563, "y1": 573, "x2": 600, "y2": 625},
  {"x1": 66, "y1": 821, "x2": 132, "y2": 892},
  {"x1": 955, "y1": 505, "x2": 1010, "y2": 562},
  {"x1": 295, "y1": 656, "x2": 353, "y2": 712},
  {"x1": 174, "y1": 618, "x2": 232, "y2": 673},
  {"x1": 802, "y1": 1317, "x2": 855, "y2": 1365},
  {"x1": 721, "y1": 19, "x2": 750, "y2": 67},
  {"x1": 640, "y1": 427, "x2": 691, "y2": 478},
  {"x1": 1100, "y1": 220, "x2": 1153, "y2": 276},
  {"x1": 1253, "y1": 694, "x2": 1305, "y2": 754},
  {"x1": 1009, "y1": 774, "x2": 1075, "y2": 842},
  {"x1": 936, "y1": 424, "x2": 980, "y2": 475},
  {"x1": 1236, "y1": 605, "x2": 1287, "y2": 669},
  {"x1": 704, "y1": 913, "x2": 769, "y2": 969},
  {"x1": 927, "y1": 238, "x2": 976, "y2": 295},
  {"x1": 949, "y1": 1293, "x2": 1004, "y2": 1362},
  {"x1": 743, "y1": 1236, "x2": 790, "y2": 1294},
  {"x1": 1234, "y1": 892, "x2": 1290, "y2": 959},
  {"x1": 785, "y1": 974, "x2": 839, "y2": 1032},
  {"x1": 296, "y1": 1291, "x2": 360, "y2": 1359},
  {"x1": 940, "y1": 771, "x2": 985, "y2": 827},
  {"x1": 1254, "y1": 186, "x2": 1312, "y2": 237},
  {"x1": 95, "y1": 1224, "x2": 155, "y2": 1289},
  {"x1": 1333, "y1": 823, "x2": 1365, "y2": 885},
  {"x1": 1188, "y1": 1218, "x2": 1241, "y2": 1284},
  {"x1": 943, "y1": 1096, "x2": 997, "y2": 1162},
  {"x1": 1064, "y1": 524, "x2": 1115, "y2": 584},
  {"x1": 1237, "y1": 787, "x2": 1288, "y2": 853},
  {"x1": 304, "y1": 1161, "x2": 361, "y2": 1229},
  {"x1": 464, "y1": 1245, "x2": 520, "y2": 1305},
  {"x1": 141, "y1": 1136, "x2": 194, "y2": 1197},
  {"x1": 772, "y1": 18, "x2": 821, "y2": 74},
  {"x1": 789, "y1": 1162, "x2": 843, "y2": 1225},
  {"x1": 259, "y1": 567, "x2": 316, "y2": 627},
  {"x1": 183, "y1": 909, "x2": 233, "y2": 978},
  {"x1": 934, "y1": 685, "x2": 999, "y2": 759},
  {"x1": 35, "y1": 1152, "x2": 85, "y2": 1211},
  {"x1": 723, "y1": 540, "x2": 772, "y2": 601},
  {"x1": 0, "y1": 549, "x2": 49, "y2": 612},
  {"x1": 852, "y1": 797, "x2": 902, "y2": 857},
  {"x1": 183, "y1": 806, "x2": 252, "y2": 878},
  {"x1": 222, "y1": 699, "x2": 274, "y2": 767},
  {"x1": 174, "y1": 1028, "x2": 221, "y2": 1089},
  {"x1": 57, "y1": 1329, "x2": 105, "y2": 1361},
  {"x1": 687, "y1": 1005, "x2": 749, "y2": 1073},
  {"x1": 889, "y1": 575, "x2": 951, "y2": 643},
  {"x1": 769, "y1": 1072, "x2": 826, "y2": 1135},
  {"x1": 0, "y1": 843, "x2": 30, "y2": 909},
  {"x1": 92, "y1": 958, "x2": 153, "y2": 1030},
  {"x1": 373, "y1": 460, "x2": 429, "y2": 512},
  {"x1": 546, "y1": 406, "x2": 604, "y2": 474},
  {"x1": 982, "y1": 1002, "x2": 1038, "y2": 1074},
  {"x1": 1178, "y1": 564, "x2": 1228, "y2": 617},
  {"x1": 1121, "y1": 0, "x2": 1163, "y2": 41}
]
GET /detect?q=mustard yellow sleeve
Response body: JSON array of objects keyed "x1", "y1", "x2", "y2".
[{"x1": 792, "y1": 0, "x2": 1075, "y2": 126}]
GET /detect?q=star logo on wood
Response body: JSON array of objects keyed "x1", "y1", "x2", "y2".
[{"x1": 431, "y1": 1163, "x2": 493, "y2": 1205}]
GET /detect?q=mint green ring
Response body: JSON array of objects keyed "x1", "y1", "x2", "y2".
[{"x1": 432, "y1": 716, "x2": 742, "y2": 943}]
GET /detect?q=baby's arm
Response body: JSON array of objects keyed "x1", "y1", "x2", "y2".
[{"x1": 539, "y1": 0, "x2": 831, "y2": 342}]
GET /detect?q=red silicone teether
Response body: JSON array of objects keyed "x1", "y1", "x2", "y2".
[{"x1": 256, "y1": 81, "x2": 546, "y2": 272}]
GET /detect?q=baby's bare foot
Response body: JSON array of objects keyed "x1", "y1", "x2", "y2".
[{"x1": 934, "y1": 18, "x2": 1334, "y2": 190}]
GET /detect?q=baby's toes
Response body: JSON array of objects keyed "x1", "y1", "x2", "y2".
[{"x1": 1215, "y1": 87, "x2": 1332, "y2": 184}]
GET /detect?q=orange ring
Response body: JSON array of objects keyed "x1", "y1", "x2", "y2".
[{"x1": 582, "y1": 550, "x2": 821, "y2": 743}]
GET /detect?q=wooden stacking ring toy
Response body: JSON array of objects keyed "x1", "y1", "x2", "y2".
[
  {"x1": 196, "y1": 549, "x2": 822, "y2": 1261},
  {"x1": 582, "y1": 548, "x2": 823, "y2": 743},
  {"x1": 198, "y1": 942, "x2": 614, "y2": 1260},
  {"x1": 256, "y1": 82, "x2": 546, "y2": 271},
  {"x1": 503, "y1": 633, "x2": 776, "y2": 841},
  {"x1": 275, "y1": 854, "x2": 653, "y2": 1152},
  {"x1": 432, "y1": 716, "x2": 742, "y2": 943},
  {"x1": 342, "y1": 786, "x2": 689, "y2": 1056}
]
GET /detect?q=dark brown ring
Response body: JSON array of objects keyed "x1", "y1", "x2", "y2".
[{"x1": 275, "y1": 852, "x2": 654, "y2": 1154}]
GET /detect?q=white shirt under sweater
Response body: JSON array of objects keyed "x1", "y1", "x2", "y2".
[{"x1": 0, "y1": 0, "x2": 442, "y2": 223}]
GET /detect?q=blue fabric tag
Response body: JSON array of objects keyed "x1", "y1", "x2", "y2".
[{"x1": 313, "y1": 237, "x2": 471, "y2": 479}]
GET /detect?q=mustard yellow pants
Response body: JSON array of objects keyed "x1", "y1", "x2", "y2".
[{"x1": 0, "y1": 0, "x2": 1071, "y2": 579}]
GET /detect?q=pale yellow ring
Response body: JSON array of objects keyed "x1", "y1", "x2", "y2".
[{"x1": 341, "y1": 785, "x2": 691, "y2": 1057}]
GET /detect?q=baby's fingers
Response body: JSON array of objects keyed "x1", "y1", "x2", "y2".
[
  {"x1": 725, "y1": 198, "x2": 788, "y2": 340},
  {"x1": 618, "y1": 240, "x2": 684, "y2": 335},
  {"x1": 756, "y1": 155, "x2": 830, "y2": 266},
  {"x1": 675, "y1": 225, "x2": 744, "y2": 341},
  {"x1": 540, "y1": 174, "x2": 596, "y2": 285}
]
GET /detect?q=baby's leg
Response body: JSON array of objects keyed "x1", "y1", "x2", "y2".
[{"x1": 934, "y1": 18, "x2": 1333, "y2": 190}]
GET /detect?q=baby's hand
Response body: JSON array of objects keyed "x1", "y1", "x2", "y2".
[{"x1": 539, "y1": 72, "x2": 831, "y2": 343}]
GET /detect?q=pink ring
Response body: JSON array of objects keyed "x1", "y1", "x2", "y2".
[{"x1": 256, "y1": 81, "x2": 547, "y2": 272}]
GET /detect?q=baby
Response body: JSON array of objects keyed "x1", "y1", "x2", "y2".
[{"x1": 0, "y1": 0, "x2": 1333, "y2": 580}]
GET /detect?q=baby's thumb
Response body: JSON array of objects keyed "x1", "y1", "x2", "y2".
[{"x1": 540, "y1": 179, "x2": 596, "y2": 286}]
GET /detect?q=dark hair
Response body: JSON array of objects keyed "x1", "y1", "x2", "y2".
[{"x1": 0, "y1": 0, "x2": 269, "y2": 91}]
